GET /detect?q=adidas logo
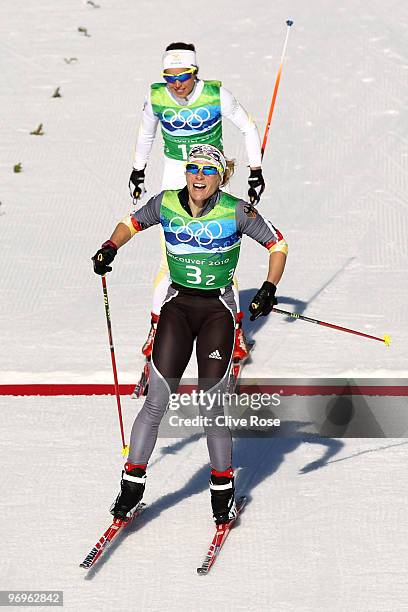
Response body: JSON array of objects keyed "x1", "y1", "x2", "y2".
[{"x1": 208, "y1": 349, "x2": 222, "y2": 360}]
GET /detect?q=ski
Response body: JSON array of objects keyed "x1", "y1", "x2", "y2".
[
  {"x1": 79, "y1": 503, "x2": 146, "y2": 569},
  {"x1": 227, "y1": 341, "x2": 255, "y2": 394},
  {"x1": 132, "y1": 359, "x2": 150, "y2": 398},
  {"x1": 197, "y1": 495, "x2": 247, "y2": 575}
]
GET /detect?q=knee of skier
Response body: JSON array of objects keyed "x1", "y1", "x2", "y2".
[{"x1": 138, "y1": 398, "x2": 168, "y2": 426}]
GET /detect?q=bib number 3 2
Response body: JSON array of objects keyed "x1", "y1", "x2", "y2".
[
  {"x1": 185, "y1": 265, "x2": 235, "y2": 287},
  {"x1": 186, "y1": 265, "x2": 215, "y2": 286}
]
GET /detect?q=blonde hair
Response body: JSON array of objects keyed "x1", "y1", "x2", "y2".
[{"x1": 221, "y1": 159, "x2": 235, "y2": 187}]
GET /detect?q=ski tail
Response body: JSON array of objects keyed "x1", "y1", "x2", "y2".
[
  {"x1": 227, "y1": 340, "x2": 255, "y2": 394},
  {"x1": 132, "y1": 359, "x2": 150, "y2": 398}
]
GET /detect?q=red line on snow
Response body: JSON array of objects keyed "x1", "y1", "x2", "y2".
[{"x1": 0, "y1": 384, "x2": 407, "y2": 396}]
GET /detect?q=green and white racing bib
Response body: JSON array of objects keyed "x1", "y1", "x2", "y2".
[
  {"x1": 160, "y1": 190, "x2": 241, "y2": 290},
  {"x1": 150, "y1": 80, "x2": 223, "y2": 161}
]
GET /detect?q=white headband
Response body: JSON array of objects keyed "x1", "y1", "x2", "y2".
[
  {"x1": 188, "y1": 144, "x2": 227, "y2": 173},
  {"x1": 163, "y1": 49, "x2": 197, "y2": 70}
]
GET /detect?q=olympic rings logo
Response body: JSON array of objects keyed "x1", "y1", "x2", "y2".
[
  {"x1": 161, "y1": 107, "x2": 211, "y2": 129},
  {"x1": 169, "y1": 216, "x2": 223, "y2": 246}
]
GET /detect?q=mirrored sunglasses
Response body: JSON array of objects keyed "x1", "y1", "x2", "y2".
[
  {"x1": 185, "y1": 163, "x2": 222, "y2": 176},
  {"x1": 161, "y1": 69, "x2": 195, "y2": 83}
]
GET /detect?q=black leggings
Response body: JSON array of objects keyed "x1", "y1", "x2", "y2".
[{"x1": 128, "y1": 289, "x2": 235, "y2": 471}]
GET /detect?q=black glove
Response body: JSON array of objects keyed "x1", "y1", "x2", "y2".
[
  {"x1": 249, "y1": 281, "x2": 277, "y2": 321},
  {"x1": 92, "y1": 240, "x2": 117, "y2": 275},
  {"x1": 129, "y1": 168, "x2": 146, "y2": 201},
  {"x1": 248, "y1": 168, "x2": 265, "y2": 205}
]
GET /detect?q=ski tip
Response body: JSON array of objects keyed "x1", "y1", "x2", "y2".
[
  {"x1": 197, "y1": 567, "x2": 208, "y2": 576},
  {"x1": 79, "y1": 559, "x2": 94, "y2": 569},
  {"x1": 383, "y1": 334, "x2": 391, "y2": 347}
]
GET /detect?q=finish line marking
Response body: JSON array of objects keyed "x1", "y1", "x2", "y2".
[{"x1": 0, "y1": 384, "x2": 407, "y2": 396}]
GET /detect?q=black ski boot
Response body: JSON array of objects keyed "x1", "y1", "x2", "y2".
[
  {"x1": 110, "y1": 464, "x2": 146, "y2": 521},
  {"x1": 210, "y1": 469, "x2": 237, "y2": 525}
]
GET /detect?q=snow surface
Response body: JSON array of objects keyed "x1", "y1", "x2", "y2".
[
  {"x1": 1, "y1": 0, "x2": 407, "y2": 383},
  {"x1": 2, "y1": 397, "x2": 408, "y2": 611},
  {"x1": 1, "y1": 0, "x2": 408, "y2": 609}
]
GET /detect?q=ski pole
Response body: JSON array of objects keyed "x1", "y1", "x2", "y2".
[
  {"x1": 261, "y1": 19, "x2": 294, "y2": 159},
  {"x1": 100, "y1": 275, "x2": 129, "y2": 456},
  {"x1": 271, "y1": 307, "x2": 391, "y2": 346}
]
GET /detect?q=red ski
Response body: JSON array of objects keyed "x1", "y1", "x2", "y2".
[
  {"x1": 197, "y1": 496, "x2": 247, "y2": 575},
  {"x1": 227, "y1": 340, "x2": 255, "y2": 394},
  {"x1": 79, "y1": 503, "x2": 146, "y2": 569}
]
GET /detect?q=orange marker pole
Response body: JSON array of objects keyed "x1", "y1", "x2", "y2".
[{"x1": 261, "y1": 20, "x2": 294, "y2": 159}]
